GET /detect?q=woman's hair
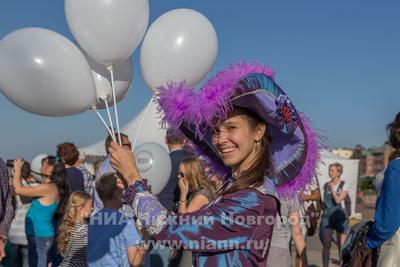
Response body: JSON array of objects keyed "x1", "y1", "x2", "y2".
[
  {"x1": 58, "y1": 191, "x2": 91, "y2": 255},
  {"x1": 389, "y1": 150, "x2": 400, "y2": 161},
  {"x1": 93, "y1": 160, "x2": 103, "y2": 175},
  {"x1": 181, "y1": 157, "x2": 216, "y2": 196},
  {"x1": 223, "y1": 107, "x2": 272, "y2": 195},
  {"x1": 329, "y1": 162, "x2": 343, "y2": 176},
  {"x1": 49, "y1": 160, "x2": 71, "y2": 220},
  {"x1": 387, "y1": 112, "x2": 400, "y2": 150},
  {"x1": 56, "y1": 142, "x2": 80, "y2": 166}
]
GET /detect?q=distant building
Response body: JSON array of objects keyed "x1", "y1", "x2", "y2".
[
  {"x1": 330, "y1": 148, "x2": 354, "y2": 159},
  {"x1": 357, "y1": 144, "x2": 393, "y2": 177},
  {"x1": 332, "y1": 144, "x2": 394, "y2": 178}
]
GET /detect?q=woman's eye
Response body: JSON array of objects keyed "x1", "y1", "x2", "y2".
[{"x1": 212, "y1": 129, "x2": 220, "y2": 135}]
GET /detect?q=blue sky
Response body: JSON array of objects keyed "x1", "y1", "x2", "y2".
[{"x1": 1, "y1": 0, "x2": 399, "y2": 161}]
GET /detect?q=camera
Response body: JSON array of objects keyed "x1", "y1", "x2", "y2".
[{"x1": 7, "y1": 159, "x2": 32, "y2": 179}]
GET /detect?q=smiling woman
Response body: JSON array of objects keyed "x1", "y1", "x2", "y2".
[{"x1": 108, "y1": 62, "x2": 321, "y2": 266}]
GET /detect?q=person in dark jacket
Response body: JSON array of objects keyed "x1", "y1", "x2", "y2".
[
  {"x1": 56, "y1": 142, "x2": 84, "y2": 193},
  {"x1": 158, "y1": 129, "x2": 190, "y2": 212}
]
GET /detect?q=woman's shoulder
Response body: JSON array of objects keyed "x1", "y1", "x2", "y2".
[
  {"x1": 385, "y1": 159, "x2": 400, "y2": 177},
  {"x1": 75, "y1": 222, "x2": 88, "y2": 231},
  {"x1": 33, "y1": 182, "x2": 57, "y2": 191},
  {"x1": 232, "y1": 187, "x2": 278, "y2": 204},
  {"x1": 71, "y1": 223, "x2": 88, "y2": 236},
  {"x1": 388, "y1": 158, "x2": 400, "y2": 168},
  {"x1": 193, "y1": 188, "x2": 215, "y2": 202}
]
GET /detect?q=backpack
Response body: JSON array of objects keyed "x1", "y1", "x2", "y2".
[
  {"x1": 323, "y1": 181, "x2": 352, "y2": 217},
  {"x1": 305, "y1": 202, "x2": 319, "y2": 236},
  {"x1": 338, "y1": 180, "x2": 352, "y2": 218}
]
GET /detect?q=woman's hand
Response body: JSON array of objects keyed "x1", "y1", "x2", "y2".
[
  {"x1": 178, "y1": 177, "x2": 189, "y2": 198},
  {"x1": 108, "y1": 141, "x2": 141, "y2": 185},
  {"x1": 299, "y1": 192, "x2": 307, "y2": 201},
  {"x1": 12, "y1": 158, "x2": 24, "y2": 177}
]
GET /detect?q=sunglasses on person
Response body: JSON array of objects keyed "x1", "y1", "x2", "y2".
[
  {"x1": 178, "y1": 171, "x2": 186, "y2": 178},
  {"x1": 122, "y1": 142, "x2": 132, "y2": 149}
]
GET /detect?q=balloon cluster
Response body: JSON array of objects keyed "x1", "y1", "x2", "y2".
[
  {"x1": 0, "y1": 2, "x2": 218, "y2": 116},
  {"x1": 0, "y1": 2, "x2": 218, "y2": 195}
]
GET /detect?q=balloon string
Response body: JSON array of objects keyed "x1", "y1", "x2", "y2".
[
  {"x1": 91, "y1": 105, "x2": 116, "y2": 143},
  {"x1": 102, "y1": 98, "x2": 116, "y2": 141},
  {"x1": 107, "y1": 65, "x2": 122, "y2": 145},
  {"x1": 132, "y1": 96, "x2": 153, "y2": 150}
]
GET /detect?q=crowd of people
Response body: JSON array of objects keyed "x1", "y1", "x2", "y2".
[{"x1": 0, "y1": 62, "x2": 398, "y2": 267}]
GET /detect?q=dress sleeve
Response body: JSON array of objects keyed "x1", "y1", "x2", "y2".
[
  {"x1": 133, "y1": 188, "x2": 278, "y2": 254},
  {"x1": 367, "y1": 161, "x2": 400, "y2": 249}
]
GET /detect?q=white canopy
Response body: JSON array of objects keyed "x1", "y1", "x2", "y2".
[{"x1": 81, "y1": 99, "x2": 167, "y2": 157}]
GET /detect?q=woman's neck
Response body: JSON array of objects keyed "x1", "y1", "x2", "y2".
[{"x1": 331, "y1": 177, "x2": 340, "y2": 185}]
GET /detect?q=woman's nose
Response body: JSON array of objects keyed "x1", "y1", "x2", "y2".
[{"x1": 217, "y1": 130, "x2": 230, "y2": 143}]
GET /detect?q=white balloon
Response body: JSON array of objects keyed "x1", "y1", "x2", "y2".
[
  {"x1": 81, "y1": 49, "x2": 133, "y2": 109},
  {"x1": 134, "y1": 142, "x2": 171, "y2": 194},
  {"x1": 65, "y1": 0, "x2": 149, "y2": 65},
  {"x1": 31, "y1": 153, "x2": 48, "y2": 182},
  {"x1": 140, "y1": 8, "x2": 218, "y2": 92},
  {"x1": 0, "y1": 28, "x2": 96, "y2": 116}
]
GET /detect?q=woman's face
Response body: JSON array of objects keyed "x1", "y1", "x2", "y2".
[
  {"x1": 329, "y1": 166, "x2": 341, "y2": 179},
  {"x1": 178, "y1": 164, "x2": 188, "y2": 183},
  {"x1": 78, "y1": 199, "x2": 93, "y2": 219},
  {"x1": 212, "y1": 114, "x2": 265, "y2": 172},
  {"x1": 40, "y1": 159, "x2": 53, "y2": 176}
]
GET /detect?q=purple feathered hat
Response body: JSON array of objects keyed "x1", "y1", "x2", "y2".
[{"x1": 156, "y1": 62, "x2": 322, "y2": 196}]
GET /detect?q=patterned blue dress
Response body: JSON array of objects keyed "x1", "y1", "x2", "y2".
[{"x1": 132, "y1": 178, "x2": 279, "y2": 266}]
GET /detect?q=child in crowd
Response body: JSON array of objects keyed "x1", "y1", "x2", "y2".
[
  {"x1": 87, "y1": 173, "x2": 142, "y2": 267},
  {"x1": 58, "y1": 191, "x2": 92, "y2": 267}
]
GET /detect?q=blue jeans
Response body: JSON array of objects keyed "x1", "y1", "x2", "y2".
[{"x1": 27, "y1": 235, "x2": 54, "y2": 267}]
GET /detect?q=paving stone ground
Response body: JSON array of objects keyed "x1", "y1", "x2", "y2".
[{"x1": 290, "y1": 201, "x2": 375, "y2": 267}]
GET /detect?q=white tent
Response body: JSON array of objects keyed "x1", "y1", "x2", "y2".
[
  {"x1": 81, "y1": 99, "x2": 167, "y2": 158},
  {"x1": 316, "y1": 150, "x2": 359, "y2": 217}
]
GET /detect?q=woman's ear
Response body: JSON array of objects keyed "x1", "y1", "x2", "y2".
[{"x1": 255, "y1": 123, "x2": 267, "y2": 142}]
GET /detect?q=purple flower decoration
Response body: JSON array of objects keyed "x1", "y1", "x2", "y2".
[{"x1": 275, "y1": 94, "x2": 299, "y2": 133}]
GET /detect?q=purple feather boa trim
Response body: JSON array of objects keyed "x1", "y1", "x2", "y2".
[
  {"x1": 276, "y1": 113, "x2": 325, "y2": 197},
  {"x1": 157, "y1": 62, "x2": 275, "y2": 136},
  {"x1": 155, "y1": 81, "x2": 196, "y2": 130}
]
